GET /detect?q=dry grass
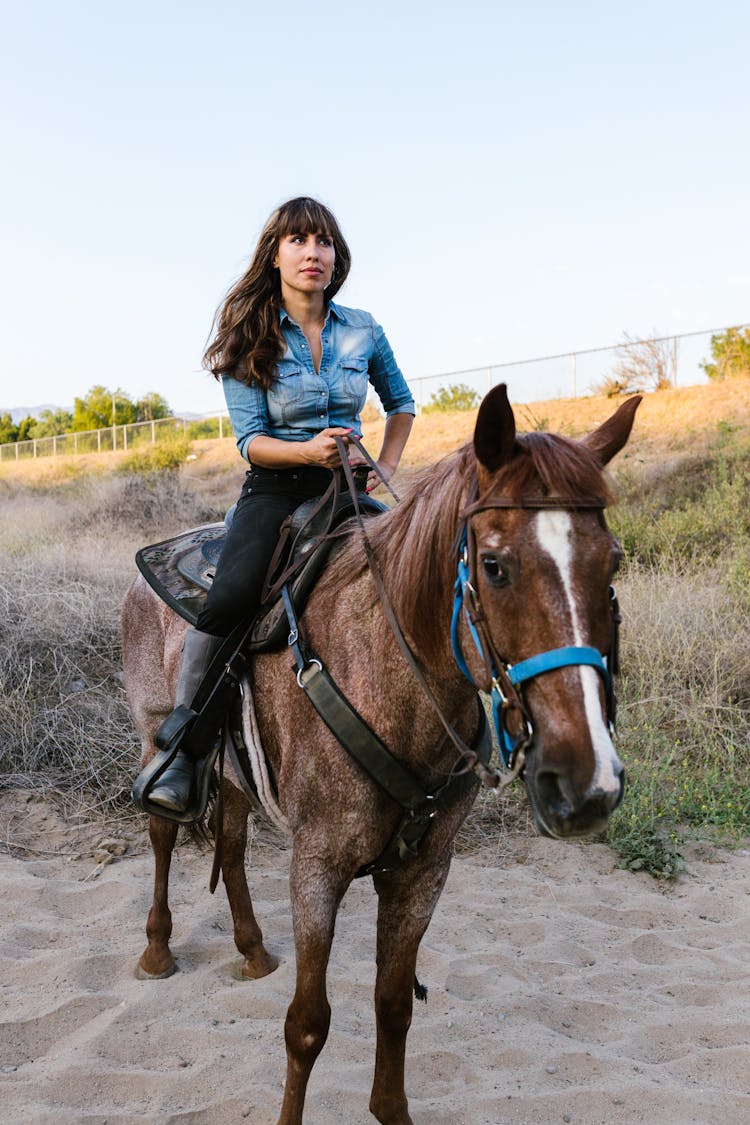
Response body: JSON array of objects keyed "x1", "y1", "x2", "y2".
[
  {"x1": 2, "y1": 379, "x2": 749, "y2": 869},
  {"x1": 0, "y1": 472, "x2": 219, "y2": 810}
]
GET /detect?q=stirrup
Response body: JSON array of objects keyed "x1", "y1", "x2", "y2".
[{"x1": 131, "y1": 731, "x2": 222, "y2": 824}]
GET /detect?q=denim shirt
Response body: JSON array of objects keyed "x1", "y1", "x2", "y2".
[{"x1": 222, "y1": 301, "x2": 415, "y2": 461}]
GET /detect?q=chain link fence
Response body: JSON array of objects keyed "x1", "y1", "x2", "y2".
[
  {"x1": 1, "y1": 324, "x2": 745, "y2": 462},
  {"x1": 410, "y1": 326, "x2": 742, "y2": 413},
  {"x1": 0, "y1": 414, "x2": 235, "y2": 463}
]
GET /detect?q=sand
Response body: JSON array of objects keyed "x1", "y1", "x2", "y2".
[{"x1": 1, "y1": 790, "x2": 748, "y2": 1125}]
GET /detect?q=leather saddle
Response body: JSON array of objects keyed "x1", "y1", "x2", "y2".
[{"x1": 135, "y1": 484, "x2": 388, "y2": 652}]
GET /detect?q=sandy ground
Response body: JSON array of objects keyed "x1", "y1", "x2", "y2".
[{"x1": 0, "y1": 790, "x2": 748, "y2": 1125}]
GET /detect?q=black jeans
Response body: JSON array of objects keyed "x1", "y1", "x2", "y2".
[{"x1": 196, "y1": 465, "x2": 333, "y2": 637}]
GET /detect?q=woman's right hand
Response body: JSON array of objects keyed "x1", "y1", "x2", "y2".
[{"x1": 303, "y1": 427, "x2": 353, "y2": 468}]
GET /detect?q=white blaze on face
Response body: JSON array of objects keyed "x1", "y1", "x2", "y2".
[{"x1": 533, "y1": 510, "x2": 623, "y2": 796}]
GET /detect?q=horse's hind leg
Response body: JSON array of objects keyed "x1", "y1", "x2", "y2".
[
  {"x1": 215, "y1": 780, "x2": 278, "y2": 979},
  {"x1": 136, "y1": 814, "x2": 179, "y2": 979},
  {"x1": 369, "y1": 856, "x2": 453, "y2": 1125}
]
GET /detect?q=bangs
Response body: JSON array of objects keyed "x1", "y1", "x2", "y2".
[{"x1": 276, "y1": 197, "x2": 335, "y2": 239}]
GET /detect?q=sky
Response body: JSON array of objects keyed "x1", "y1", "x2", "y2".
[{"x1": 1, "y1": 0, "x2": 748, "y2": 416}]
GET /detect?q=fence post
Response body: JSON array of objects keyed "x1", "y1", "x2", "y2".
[
  {"x1": 571, "y1": 352, "x2": 577, "y2": 398},
  {"x1": 97, "y1": 430, "x2": 101, "y2": 453},
  {"x1": 53, "y1": 436, "x2": 57, "y2": 455},
  {"x1": 123, "y1": 425, "x2": 128, "y2": 451},
  {"x1": 151, "y1": 420, "x2": 156, "y2": 443},
  {"x1": 672, "y1": 336, "x2": 678, "y2": 386},
  {"x1": 487, "y1": 367, "x2": 492, "y2": 394}
]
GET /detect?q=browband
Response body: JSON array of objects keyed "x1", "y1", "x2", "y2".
[{"x1": 461, "y1": 495, "x2": 607, "y2": 518}]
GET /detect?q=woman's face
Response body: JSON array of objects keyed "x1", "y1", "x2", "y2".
[{"x1": 274, "y1": 231, "x2": 336, "y2": 301}]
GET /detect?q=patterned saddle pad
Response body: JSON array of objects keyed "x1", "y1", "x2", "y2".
[{"x1": 136, "y1": 523, "x2": 228, "y2": 626}]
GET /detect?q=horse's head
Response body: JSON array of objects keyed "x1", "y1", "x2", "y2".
[{"x1": 461, "y1": 384, "x2": 641, "y2": 838}]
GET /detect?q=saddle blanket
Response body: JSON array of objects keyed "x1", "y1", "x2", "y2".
[{"x1": 136, "y1": 523, "x2": 227, "y2": 626}]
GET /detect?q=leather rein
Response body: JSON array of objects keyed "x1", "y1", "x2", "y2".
[{"x1": 280, "y1": 439, "x2": 621, "y2": 875}]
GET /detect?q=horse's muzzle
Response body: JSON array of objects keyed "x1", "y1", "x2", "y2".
[{"x1": 527, "y1": 766, "x2": 625, "y2": 839}]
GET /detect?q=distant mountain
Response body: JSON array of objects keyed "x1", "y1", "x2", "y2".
[{"x1": 1, "y1": 404, "x2": 67, "y2": 423}]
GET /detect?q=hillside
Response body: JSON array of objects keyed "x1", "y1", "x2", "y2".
[{"x1": 2, "y1": 380, "x2": 748, "y2": 505}]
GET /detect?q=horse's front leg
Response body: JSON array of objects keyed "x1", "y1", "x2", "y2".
[
  {"x1": 213, "y1": 779, "x2": 278, "y2": 979},
  {"x1": 278, "y1": 843, "x2": 348, "y2": 1125},
  {"x1": 369, "y1": 852, "x2": 453, "y2": 1125},
  {"x1": 136, "y1": 814, "x2": 179, "y2": 978}
]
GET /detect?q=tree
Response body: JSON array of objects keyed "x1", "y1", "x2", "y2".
[
  {"x1": 0, "y1": 413, "x2": 19, "y2": 443},
  {"x1": 135, "y1": 392, "x2": 171, "y2": 421},
  {"x1": 700, "y1": 326, "x2": 750, "y2": 381},
  {"x1": 28, "y1": 407, "x2": 74, "y2": 439},
  {"x1": 423, "y1": 382, "x2": 481, "y2": 413},
  {"x1": 595, "y1": 331, "x2": 675, "y2": 397},
  {"x1": 72, "y1": 385, "x2": 137, "y2": 431}
]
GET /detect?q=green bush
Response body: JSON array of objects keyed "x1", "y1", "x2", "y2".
[
  {"x1": 701, "y1": 326, "x2": 750, "y2": 381},
  {"x1": 423, "y1": 382, "x2": 480, "y2": 413},
  {"x1": 117, "y1": 437, "x2": 192, "y2": 474},
  {"x1": 186, "y1": 418, "x2": 233, "y2": 440}
]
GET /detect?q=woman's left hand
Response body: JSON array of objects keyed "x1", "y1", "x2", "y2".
[{"x1": 364, "y1": 460, "x2": 394, "y2": 494}]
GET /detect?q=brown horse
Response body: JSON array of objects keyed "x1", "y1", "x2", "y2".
[{"x1": 122, "y1": 384, "x2": 640, "y2": 1125}]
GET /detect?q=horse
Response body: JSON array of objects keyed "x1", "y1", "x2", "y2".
[{"x1": 122, "y1": 384, "x2": 640, "y2": 1125}]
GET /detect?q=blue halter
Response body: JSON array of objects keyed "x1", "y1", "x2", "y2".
[{"x1": 451, "y1": 526, "x2": 610, "y2": 768}]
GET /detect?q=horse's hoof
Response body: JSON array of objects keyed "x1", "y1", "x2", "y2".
[
  {"x1": 135, "y1": 957, "x2": 178, "y2": 980},
  {"x1": 240, "y1": 951, "x2": 280, "y2": 979}
]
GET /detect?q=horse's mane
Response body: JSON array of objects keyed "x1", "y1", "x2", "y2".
[{"x1": 317, "y1": 431, "x2": 613, "y2": 654}]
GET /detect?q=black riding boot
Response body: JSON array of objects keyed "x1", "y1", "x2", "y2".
[{"x1": 147, "y1": 628, "x2": 223, "y2": 814}]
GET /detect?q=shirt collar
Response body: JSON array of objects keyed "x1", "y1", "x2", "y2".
[{"x1": 279, "y1": 300, "x2": 346, "y2": 326}]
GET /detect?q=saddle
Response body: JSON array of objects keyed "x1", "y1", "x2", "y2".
[
  {"x1": 131, "y1": 472, "x2": 388, "y2": 825},
  {"x1": 135, "y1": 480, "x2": 388, "y2": 650}
]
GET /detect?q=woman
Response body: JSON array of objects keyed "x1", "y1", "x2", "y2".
[{"x1": 147, "y1": 197, "x2": 415, "y2": 815}]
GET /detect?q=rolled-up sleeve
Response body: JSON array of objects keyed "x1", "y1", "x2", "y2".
[
  {"x1": 221, "y1": 373, "x2": 269, "y2": 460},
  {"x1": 369, "y1": 319, "x2": 415, "y2": 416}
]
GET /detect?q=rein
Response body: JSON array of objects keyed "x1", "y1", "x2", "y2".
[
  {"x1": 335, "y1": 436, "x2": 499, "y2": 787},
  {"x1": 452, "y1": 491, "x2": 620, "y2": 780}
]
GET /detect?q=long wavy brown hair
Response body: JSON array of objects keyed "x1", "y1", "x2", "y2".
[{"x1": 203, "y1": 197, "x2": 352, "y2": 390}]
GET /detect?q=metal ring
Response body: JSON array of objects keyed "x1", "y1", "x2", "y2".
[{"x1": 296, "y1": 658, "x2": 322, "y2": 688}]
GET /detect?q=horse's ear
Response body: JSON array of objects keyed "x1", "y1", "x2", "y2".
[
  {"x1": 473, "y1": 383, "x2": 517, "y2": 472},
  {"x1": 583, "y1": 394, "x2": 642, "y2": 466}
]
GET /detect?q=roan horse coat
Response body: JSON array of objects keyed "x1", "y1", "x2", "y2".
[{"x1": 122, "y1": 385, "x2": 640, "y2": 1124}]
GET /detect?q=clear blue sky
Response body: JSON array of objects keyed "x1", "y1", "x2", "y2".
[{"x1": 1, "y1": 0, "x2": 748, "y2": 415}]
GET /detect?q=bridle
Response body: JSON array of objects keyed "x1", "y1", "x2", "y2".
[{"x1": 451, "y1": 492, "x2": 621, "y2": 781}]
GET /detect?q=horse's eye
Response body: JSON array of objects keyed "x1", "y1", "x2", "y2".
[{"x1": 481, "y1": 554, "x2": 510, "y2": 586}]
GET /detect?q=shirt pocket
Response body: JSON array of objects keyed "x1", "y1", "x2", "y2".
[
  {"x1": 269, "y1": 359, "x2": 305, "y2": 406},
  {"x1": 341, "y1": 356, "x2": 369, "y2": 410}
]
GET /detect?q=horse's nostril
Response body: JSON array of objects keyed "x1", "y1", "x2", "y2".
[{"x1": 536, "y1": 770, "x2": 570, "y2": 818}]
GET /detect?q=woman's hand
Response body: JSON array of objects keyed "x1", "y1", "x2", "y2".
[
  {"x1": 302, "y1": 427, "x2": 353, "y2": 468},
  {"x1": 364, "y1": 460, "x2": 395, "y2": 494}
]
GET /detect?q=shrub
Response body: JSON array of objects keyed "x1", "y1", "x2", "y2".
[
  {"x1": 423, "y1": 382, "x2": 480, "y2": 413},
  {"x1": 117, "y1": 436, "x2": 192, "y2": 474},
  {"x1": 594, "y1": 331, "x2": 675, "y2": 397},
  {"x1": 701, "y1": 326, "x2": 750, "y2": 381}
]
